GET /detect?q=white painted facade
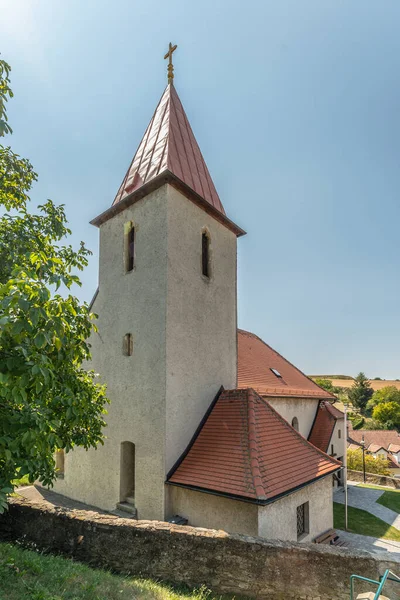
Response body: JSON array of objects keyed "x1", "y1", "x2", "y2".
[
  {"x1": 169, "y1": 475, "x2": 334, "y2": 542},
  {"x1": 53, "y1": 183, "x2": 237, "y2": 519},
  {"x1": 267, "y1": 396, "x2": 319, "y2": 439}
]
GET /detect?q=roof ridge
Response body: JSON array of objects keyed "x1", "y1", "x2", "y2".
[
  {"x1": 237, "y1": 329, "x2": 336, "y2": 399},
  {"x1": 249, "y1": 388, "x2": 341, "y2": 468},
  {"x1": 247, "y1": 389, "x2": 268, "y2": 500}
]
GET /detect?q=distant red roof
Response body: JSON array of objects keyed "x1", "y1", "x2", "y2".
[
  {"x1": 167, "y1": 388, "x2": 340, "y2": 503},
  {"x1": 348, "y1": 429, "x2": 400, "y2": 452},
  {"x1": 237, "y1": 330, "x2": 335, "y2": 399},
  {"x1": 308, "y1": 401, "x2": 344, "y2": 453}
]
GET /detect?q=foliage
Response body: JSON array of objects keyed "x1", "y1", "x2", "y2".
[
  {"x1": 367, "y1": 386, "x2": 400, "y2": 411},
  {"x1": 347, "y1": 449, "x2": 390, "y2": 475},
  {"x1": 350, "y1": 415, "x2": 365, "y2": 430},
  {"x1": 333, "y1": 502, "x2": 400, "y2": 541},
  {"x1": 372, "y1": 402, "x2": 400, "y2": 430},
  {"x1": 0, "y1": 543, "x2": 215, "y2": 600},
  {"x1": 0, "y1": 58, "x2": 108, "y2": 513},
  {"x1": 362, "y1": 419, "x2": 387, "y2": 431},
  {"x1": 348, "y1": 372, "x2": 373, "y2": 413},
  {"x1": 314, "y1": 378, "x2": 341, "y2": 395}
]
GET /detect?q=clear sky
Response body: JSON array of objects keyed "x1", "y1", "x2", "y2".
[{"x1": 2, "y1": 0, "x2": 400, "y2": 378}]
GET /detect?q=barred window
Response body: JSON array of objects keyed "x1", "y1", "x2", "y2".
[{"x1": 296, "y1": 502, "x2": 309, "y2": 539}]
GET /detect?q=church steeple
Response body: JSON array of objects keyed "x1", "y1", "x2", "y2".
[{"x1": 112, "y1": 84, "x2": 225, "y2": 214}]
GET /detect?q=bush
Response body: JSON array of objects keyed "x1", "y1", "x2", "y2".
[{"x1": 347, "y1": 449, "x2": 390, "y2": 475}]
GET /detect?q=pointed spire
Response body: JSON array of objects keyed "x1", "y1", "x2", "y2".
[{"x1": 112, "y1": 84, "x2": 226, "y2": 215}]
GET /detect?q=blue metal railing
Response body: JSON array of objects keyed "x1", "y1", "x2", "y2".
[{"x1": 350, "y1": 569, "x2": 400, "y2": 600}]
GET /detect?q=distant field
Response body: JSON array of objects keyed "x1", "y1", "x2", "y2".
[{"x1": 310, "y1": 376, "x2": 400, "y2": 391}]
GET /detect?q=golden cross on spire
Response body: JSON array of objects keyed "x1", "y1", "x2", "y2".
[{"x1": 164, "y1": 42, "x2": 177, "y2": 85}]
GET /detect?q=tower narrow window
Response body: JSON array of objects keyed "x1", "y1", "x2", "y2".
[
  {"x1": 55, "y1": 449, "x2": 65, "y2": 478},
  {"x1": 123, "y1": 333, "x2": 133, "y2": 356},
  {"x1": 202, "y1": 232, "x2": 210, "y2": 278},
  {"x1": 291, "y1": 417, "x2": 299, "y2": 432},
  {"x1": 125, "y1": 222, "x2": 135, "y2": 272}
]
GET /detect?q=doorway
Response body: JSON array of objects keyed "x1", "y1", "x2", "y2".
[{"x1": 120, "y1": 442, "x2": 135, "y2": 503}]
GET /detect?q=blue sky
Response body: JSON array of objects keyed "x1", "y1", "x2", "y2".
[{"x1": 2, "y1": 0, "x2": 400, "y2": 378}]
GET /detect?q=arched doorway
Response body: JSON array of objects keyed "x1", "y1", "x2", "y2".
[{"x1": 120, "y1": 442, "x2": 135, "y2": 502}]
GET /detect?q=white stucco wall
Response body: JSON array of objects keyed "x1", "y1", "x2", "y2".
[
  {"x1": 168, "y1": 485, "x2": 258, "y2": 536},
  {"x1": 257, "y1": 476, "x2": 334, "y2": 542},
  {"x1": 165, "y1": 186, "x2": 238, "y2": 471},
  {"x1": 53, "y1": 186, "x2": 169, "y2": 518},
  {"x1": 329, "y1": 419, "x2": 345, "y2": 461},
  {"x1": 266, "y1": 397, "x2": 319, "y2": 439},
  {"x1": 53, "y1": 183, "x2": 239, "y2": 520}
]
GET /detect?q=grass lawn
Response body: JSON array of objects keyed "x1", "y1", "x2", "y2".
[
  {"x1": 357, "y1": 484, "x2": 400, "y2": 514},
  {"x1": 0, "y1": 542, "x2": 219, "y2": 600},
  {"x1": 333, "y1": 502, "x2": 400, "y2": 541}
]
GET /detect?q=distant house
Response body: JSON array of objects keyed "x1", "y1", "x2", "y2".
[{"x1": 347, "y1": 426, "x2": 400, "y2": 477}]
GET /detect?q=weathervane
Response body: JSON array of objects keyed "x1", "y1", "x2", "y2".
[{"x1": 164, "y1": 42, "x2": 177, "y2": 85}]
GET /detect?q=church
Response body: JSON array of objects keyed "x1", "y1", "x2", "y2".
[{"x1": 52, "y1": 46, "x2": 344, "y2": 543}]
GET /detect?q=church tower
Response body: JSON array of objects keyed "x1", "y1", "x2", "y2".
[{"x1": 53, "y1": 47, "x2": 245, "y2": 519}]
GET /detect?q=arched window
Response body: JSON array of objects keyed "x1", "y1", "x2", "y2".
[
  {"x1": 55, "y1": 449, "x2": 65, "y2": 478},
  {"x1": 202, "y1": 231, "x2": 210, "y2": 278},
  {"x1": 291, "y1": 417, "x2": 299, "y2": 432}
]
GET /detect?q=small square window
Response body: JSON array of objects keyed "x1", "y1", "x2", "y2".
[{"x1": 296, "y1": 502, "x2": 309, "y2": 540}]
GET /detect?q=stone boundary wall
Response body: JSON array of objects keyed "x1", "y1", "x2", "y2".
[
  {"x1": 0, "y1": 497, "x2": 399, "y2": 600},
  {"x1": 348, "y1": 470, "x2": 400, "y2": 489}
]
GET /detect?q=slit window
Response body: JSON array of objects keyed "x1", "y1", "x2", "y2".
[
  {"x1": 126, "y1": 223, "x2": 135, "y2": 272},
  {"x1": 123, "y1": 333, "x2": 133, "y2": 356},
  {"x1": 202, "y1": 232, "x2": 210, "y2": 278}
]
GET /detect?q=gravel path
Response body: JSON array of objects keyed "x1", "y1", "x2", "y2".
[{"x1": 334, "y1": 485, "x2": 400, "y2": 529}]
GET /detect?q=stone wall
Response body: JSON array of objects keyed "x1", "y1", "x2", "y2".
[
  {"x1": 1, "y1": 497, "x2": 399, "y2": 600},
  {"x1": 348, "y1": 470, "x2": 400, "y2": 489}
]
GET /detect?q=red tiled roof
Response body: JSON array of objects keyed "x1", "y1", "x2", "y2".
[
  {"x1": 167, "y1": 388, "x2": 340, "y2": 503},
  {"x1": 387, "y1": 454, "x2": 400, "y2": 469},
  {"x1": 113, "y1": 84, "x2": 224, "y2": 214},
  {"x1": 308, "y1": 401, "x2": 344, "y2": 453},
  {"x1": 348, "y1": 429, "x2": 400, "y2": 451},
  {"x1": 237, "y1": 330, "x2": 335, "y2": 399},
  {"x1": 367, "y1": 444, "x2": 386, "y2": 453},
  {"x1": 389, "y1": 444, "x2": 400, "y2": 454}
]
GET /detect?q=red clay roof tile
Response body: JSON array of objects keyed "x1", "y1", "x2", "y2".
[
  {"x1": 308, "y1": 401, "x2": 343, "y2": 453},
  {"x1": 237, "y1": 330, "x2": 335, "y2": 399},
  {"x1": 348, "y1": 429, "x2": 400, "y2": 451},
  {"x1": 167, "y1": 388, "x2": 340, "y2": 503},
  {"x1": 113, "y1": 84, "x2": 224, "y2": 214}
]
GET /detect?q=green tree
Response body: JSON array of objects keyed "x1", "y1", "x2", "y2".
[
  {"x1": 314, "y1": 378, "x2": 342, "y2": 395},
  {"x1": 367, "y1": 386, "x2": 400, "y2": 414},
  {"x1": 347, "y1": 449, "x2": 390, "y2": 475},
  {"x1": 372, "y1": 402, "x2": 400, "y2": 430},
  {"x1": 348, "y1": 372, "x2": 373, "y2": 413},
  {"x1": 0, "y1": 58, "x2": 108, "y2": 512}
]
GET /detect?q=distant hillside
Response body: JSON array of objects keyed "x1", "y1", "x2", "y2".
[
  {"x1": 309, "y1": 375, "x2": 354, "y2": 381},
  {"x1": 310, "y1": 376, "x2": 400, "y2": 392}
]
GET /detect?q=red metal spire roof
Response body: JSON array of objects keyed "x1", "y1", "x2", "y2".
[
  {"x1": 113, "y1": 84, "x2": 225, "y2": 214},
  {"x1": 237, "y1": 329, "x2": 335, "y2": 399},
  {"x1": 167, "y1": 388, "x2": 340, "y2": 503}
]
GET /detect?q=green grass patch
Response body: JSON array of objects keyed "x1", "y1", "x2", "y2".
[
  {"x1": 358, "y1": 483, "x2": 400, "y2": 492},
  {"x1": 0, "y1": 542, "x2": 223, "y2": 600},
  {"x1": 333, "y1": 502, "x2": 400, "y2": 541}
]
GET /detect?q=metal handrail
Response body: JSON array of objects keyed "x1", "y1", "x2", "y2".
[{"x1": 350, "y1": 569, "x2": 400, "y2": 600}]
